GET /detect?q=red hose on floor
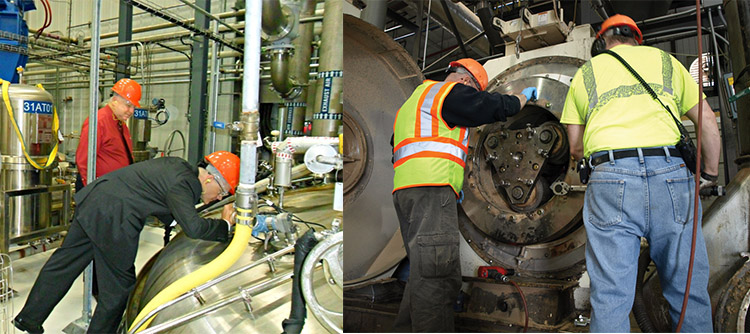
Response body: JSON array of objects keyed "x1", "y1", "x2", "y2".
[
  {"x1": 675, "y1": 0, "x2": 704, "y2": 331},
  {"x1": 509, "y1": 280, "x2": 528, "y2": 333}
]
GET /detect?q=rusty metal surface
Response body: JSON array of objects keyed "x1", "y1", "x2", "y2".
[
  {"x1": 459, "y1": 56, "x2": 587, "y2": 279},
  {"x1": 462, "y1": 277, "x2": 576, "y2": 330},
  {"x1": 715, "y1": 258, "x2": 750, "y2": 332},
  {"x1": 343, "y1": 14, "x2": 424, "y2": 284}
]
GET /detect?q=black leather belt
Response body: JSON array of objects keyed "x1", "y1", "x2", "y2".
[{"x1": 590, "y1": 148, "x2": 681, "y2": 167}]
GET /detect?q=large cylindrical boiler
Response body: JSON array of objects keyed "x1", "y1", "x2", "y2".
[{"x1": 0, "y1": 84, "x2": 57, "y2": 240}]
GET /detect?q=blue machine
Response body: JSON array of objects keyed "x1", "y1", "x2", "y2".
[{"x1": 0, "y1": 0, "x2": 36, "y2": 83}]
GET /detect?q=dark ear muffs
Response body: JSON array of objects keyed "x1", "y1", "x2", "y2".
[
  {"x1": 591, "y1": 38, "x2": 606, "y2": 57},
  {"x1": 591, "y1": 26, "x2": 637, "y2": 57}
]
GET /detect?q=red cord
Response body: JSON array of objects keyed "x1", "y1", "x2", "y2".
[
  {"x1": 34, "y1": 0, "x2": 52, "y2": 39},
  {"x1": 509, "y1": 280, "x2": 528, "y2": 333},
  {"x1": 676, "y1": 0, "x2": 703, "y2": 332}
]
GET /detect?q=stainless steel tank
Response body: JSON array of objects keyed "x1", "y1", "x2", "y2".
[
  {"x1": 0, "y1": 84, "x2": 58, "y2": 243},
  {"x1": 128, "y1": 107, "x2": 152, "y2": 163},
  {"x1": 124, "y1": 185, "x2": 341, "y2": 333}
]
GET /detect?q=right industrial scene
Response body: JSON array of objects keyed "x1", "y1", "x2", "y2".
[{"x1": 342, "y1": 0, "x2": 749, "y2": 332}]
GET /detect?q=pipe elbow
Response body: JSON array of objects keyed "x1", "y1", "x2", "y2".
[{"x1": 270, "y1": 48, "x2": 293, "y2": 96}]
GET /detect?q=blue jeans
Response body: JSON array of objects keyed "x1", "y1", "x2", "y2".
[{"x1": 584, "y1": 147, "x2": 712, "y2": 333}]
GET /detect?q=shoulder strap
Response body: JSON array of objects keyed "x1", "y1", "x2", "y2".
[{"x1": 601, "y1": 50, "x2": 688, "y2": 133}]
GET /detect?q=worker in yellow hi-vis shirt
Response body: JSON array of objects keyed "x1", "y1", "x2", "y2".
[{"x1": 560, "y1": 14, "x2": 720, "y2": 332}]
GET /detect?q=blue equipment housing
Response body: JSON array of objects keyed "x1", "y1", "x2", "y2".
[{"x1": 0, "y1": 0, "x2": 36, "y2": 83}]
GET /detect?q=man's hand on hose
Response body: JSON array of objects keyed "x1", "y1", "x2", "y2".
[{"x1": 222, "y1": 204, "x2": 236, "y2": 226}]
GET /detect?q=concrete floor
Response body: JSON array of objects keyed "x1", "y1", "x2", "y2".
[{"x1": 10, "y1": 226, "x2": 165, "y2": 333}]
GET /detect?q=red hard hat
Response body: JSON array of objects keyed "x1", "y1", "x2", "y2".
[
  {"x1": 205, "y1": 151, "x2": 240, "y2": 194},
  {"x1": 449, "y1": 58, "x2": 488, "y2": 91},
  {"x1": 597, "y1": 14, "x2": 643, "y2": 44},
  {"x1": 111, "y1": 78, "x2": 142, "y2": 108}
]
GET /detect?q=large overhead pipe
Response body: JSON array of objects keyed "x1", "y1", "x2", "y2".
[
  {"x1": 361, "y1": 0, "x2": 387, "y2": 30},
  {"x1": 263, "y1": 0, "x2": 289, "y2": 37},
  {"x1": 286, "y1": 0, "x2": 318, "y2": 137},
  {"x1": 403, "y1": 0, "x2": 490, "y2": 57},
  {"x1": 311, "y1": 0, "x2": 343, "y2": 137}
]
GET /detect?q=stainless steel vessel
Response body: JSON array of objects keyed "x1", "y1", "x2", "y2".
[
  {"x1": 0, "y1": 84, "x2": 70, "y2": 252},
  {"x1": 128, "y1": 107, "x2": 152, "y2": 163},
  {"x1": 124, "y1": 185, "x2": 341, "y2": 333}
]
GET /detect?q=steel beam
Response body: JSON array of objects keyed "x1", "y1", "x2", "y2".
[
  {"x1": 187, "y1": 0, "x2": 211, "y2": 164},
  {"x1": 116, "y1": 1, "x2": 133, "y2": 80}
]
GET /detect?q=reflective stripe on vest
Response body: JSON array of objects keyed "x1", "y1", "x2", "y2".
[
  {"x1": 583, "y1": 50, "x2": 678, "y2": 123},
  {"x1": 393, "y1": 140, "x2": 467, "y2": 167},
  {"x1": 392, "y1": 80, "x2": 469, "y2": 195}
]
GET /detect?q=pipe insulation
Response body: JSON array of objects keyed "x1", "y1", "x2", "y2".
[
  {"x1": 312, "y1": 0, "x2": 343, "y2": 137},
  {"x1": 287, "y1": 0, "x2": 318, "y2": 137}
]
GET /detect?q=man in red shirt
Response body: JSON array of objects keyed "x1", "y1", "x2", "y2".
[{"x1": 75, "y1": 78, "x2": 142, "y2": 189}]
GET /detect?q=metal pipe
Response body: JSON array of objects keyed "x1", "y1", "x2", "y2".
[
  {"x1": 128, "y1": 245, "x2": 295, "y2": 333},
  {"x1": 123, "y1": 0, "x2": 242, "y2": 52},
  {"x1": 137, "y1": 272, "x2": 294, "y2": 334},
  {"x1": 209, "y1": 21, "x2": 221, "y2": 153},
  {"x1": 422, "y1": 32, "x2": 483, "y2": 72},
  {"x1": 262, "y1": 0, "x2": 289, "y2": 37},
  {"x1": 312, "y1": 0, "x2": 343, "y2": 137},
  {"x1": 361, "y1": 0, "x2": 387, "y2": 30},
  {"x1": 235, "y1": 0, "x2": 262, "y2": 229},
  {"x1": 708, "y1": 7, "x2": 737, "y2": 182},
  {"x1": 404, "y1": 0, "x2": 490, "y2": 57},
  {"x1": 288, "y1": 0, "x2": 318, "y2": 136},
  {"x1": 177, "y1": 0, "x2": 243, "y2": 35},
  {"x1": 636, "y1": 7, "x2": 696, "y2": 27},
  {"x1": 25, "y1": 51, "x2": 242, "y2": 76},
  {"x1": 644, "y1": 27, "x2": 729, "y2": 45},
  {"x1": 591, "y1": 0, "x2": 609, "y2": 20},
  {"x1": 270, "y1": 47, "x2": 294, "y2": 96},
  {"x1": 82, "y1": 0, "x2": 102, "y2": 326},
  {"x1": 272, "y1": 137, "x2": 340, "y2": 154}
]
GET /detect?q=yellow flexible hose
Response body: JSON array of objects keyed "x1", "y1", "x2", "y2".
[
  {"x1": 2, "y1": 80, "x2": 59, "y2": 169},
  {"x1": 129, "y1": 224, "x2": 252, "y2": 332}
]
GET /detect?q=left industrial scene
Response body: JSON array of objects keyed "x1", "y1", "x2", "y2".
[{"x1": 0, "y1": 1, "x2": 343, "y2": 333}]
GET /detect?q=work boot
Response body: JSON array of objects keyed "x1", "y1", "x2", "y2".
[{"x1": 13, "y1": 316, "x2": 44, "y2": 334}]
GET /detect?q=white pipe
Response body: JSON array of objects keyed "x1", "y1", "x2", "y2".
[
  {"x1": 271, "y1": 136, "x2": 339, "y2": 154},
  {"x1": 235, "y1": 0, "x2": 262, "y2": 225}
]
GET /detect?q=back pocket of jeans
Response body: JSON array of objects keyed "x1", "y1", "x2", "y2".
[
  {"x1": 417, "y1": 233, "x2": 459, "y2": 278},
  {"x1": 586, "y1": 179, "x2": 625, "y2": 227},
  {"x1": 666, "y1": 177, "x2": 693, "y2": 224}
]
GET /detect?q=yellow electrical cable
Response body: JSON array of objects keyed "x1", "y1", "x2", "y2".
[
  {"x1": 339, "y1": 133, "x2": 343, "y2": 154},
  {"x1": 129, "y1": 224, "x2": 252, "y2": 332},
  {"x1": 1, "y1": 80, "x2": 59, "y2": 169}
]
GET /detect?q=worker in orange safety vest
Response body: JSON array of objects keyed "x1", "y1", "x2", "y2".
[{"x1": 391, "y1": 58, "x2": 537, "y2": 332}]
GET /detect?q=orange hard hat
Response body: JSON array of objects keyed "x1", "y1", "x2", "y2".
[
  {"x1": 205, "y1": 151, "x2": 240, "y2": 194},
  {"x1": 597, "y1": 14, "x2": 643, "y2": 44},
  {"x1": 449, "y1": 58, "x2": 488, "y2": 91},
  {"x1": 111, "y1": 78, "x2": 142, "y2": 108}
]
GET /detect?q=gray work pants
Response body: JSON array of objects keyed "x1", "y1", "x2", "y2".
[{"x1": 392, "y1": 186, "x2": 461, "y2": 332}]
